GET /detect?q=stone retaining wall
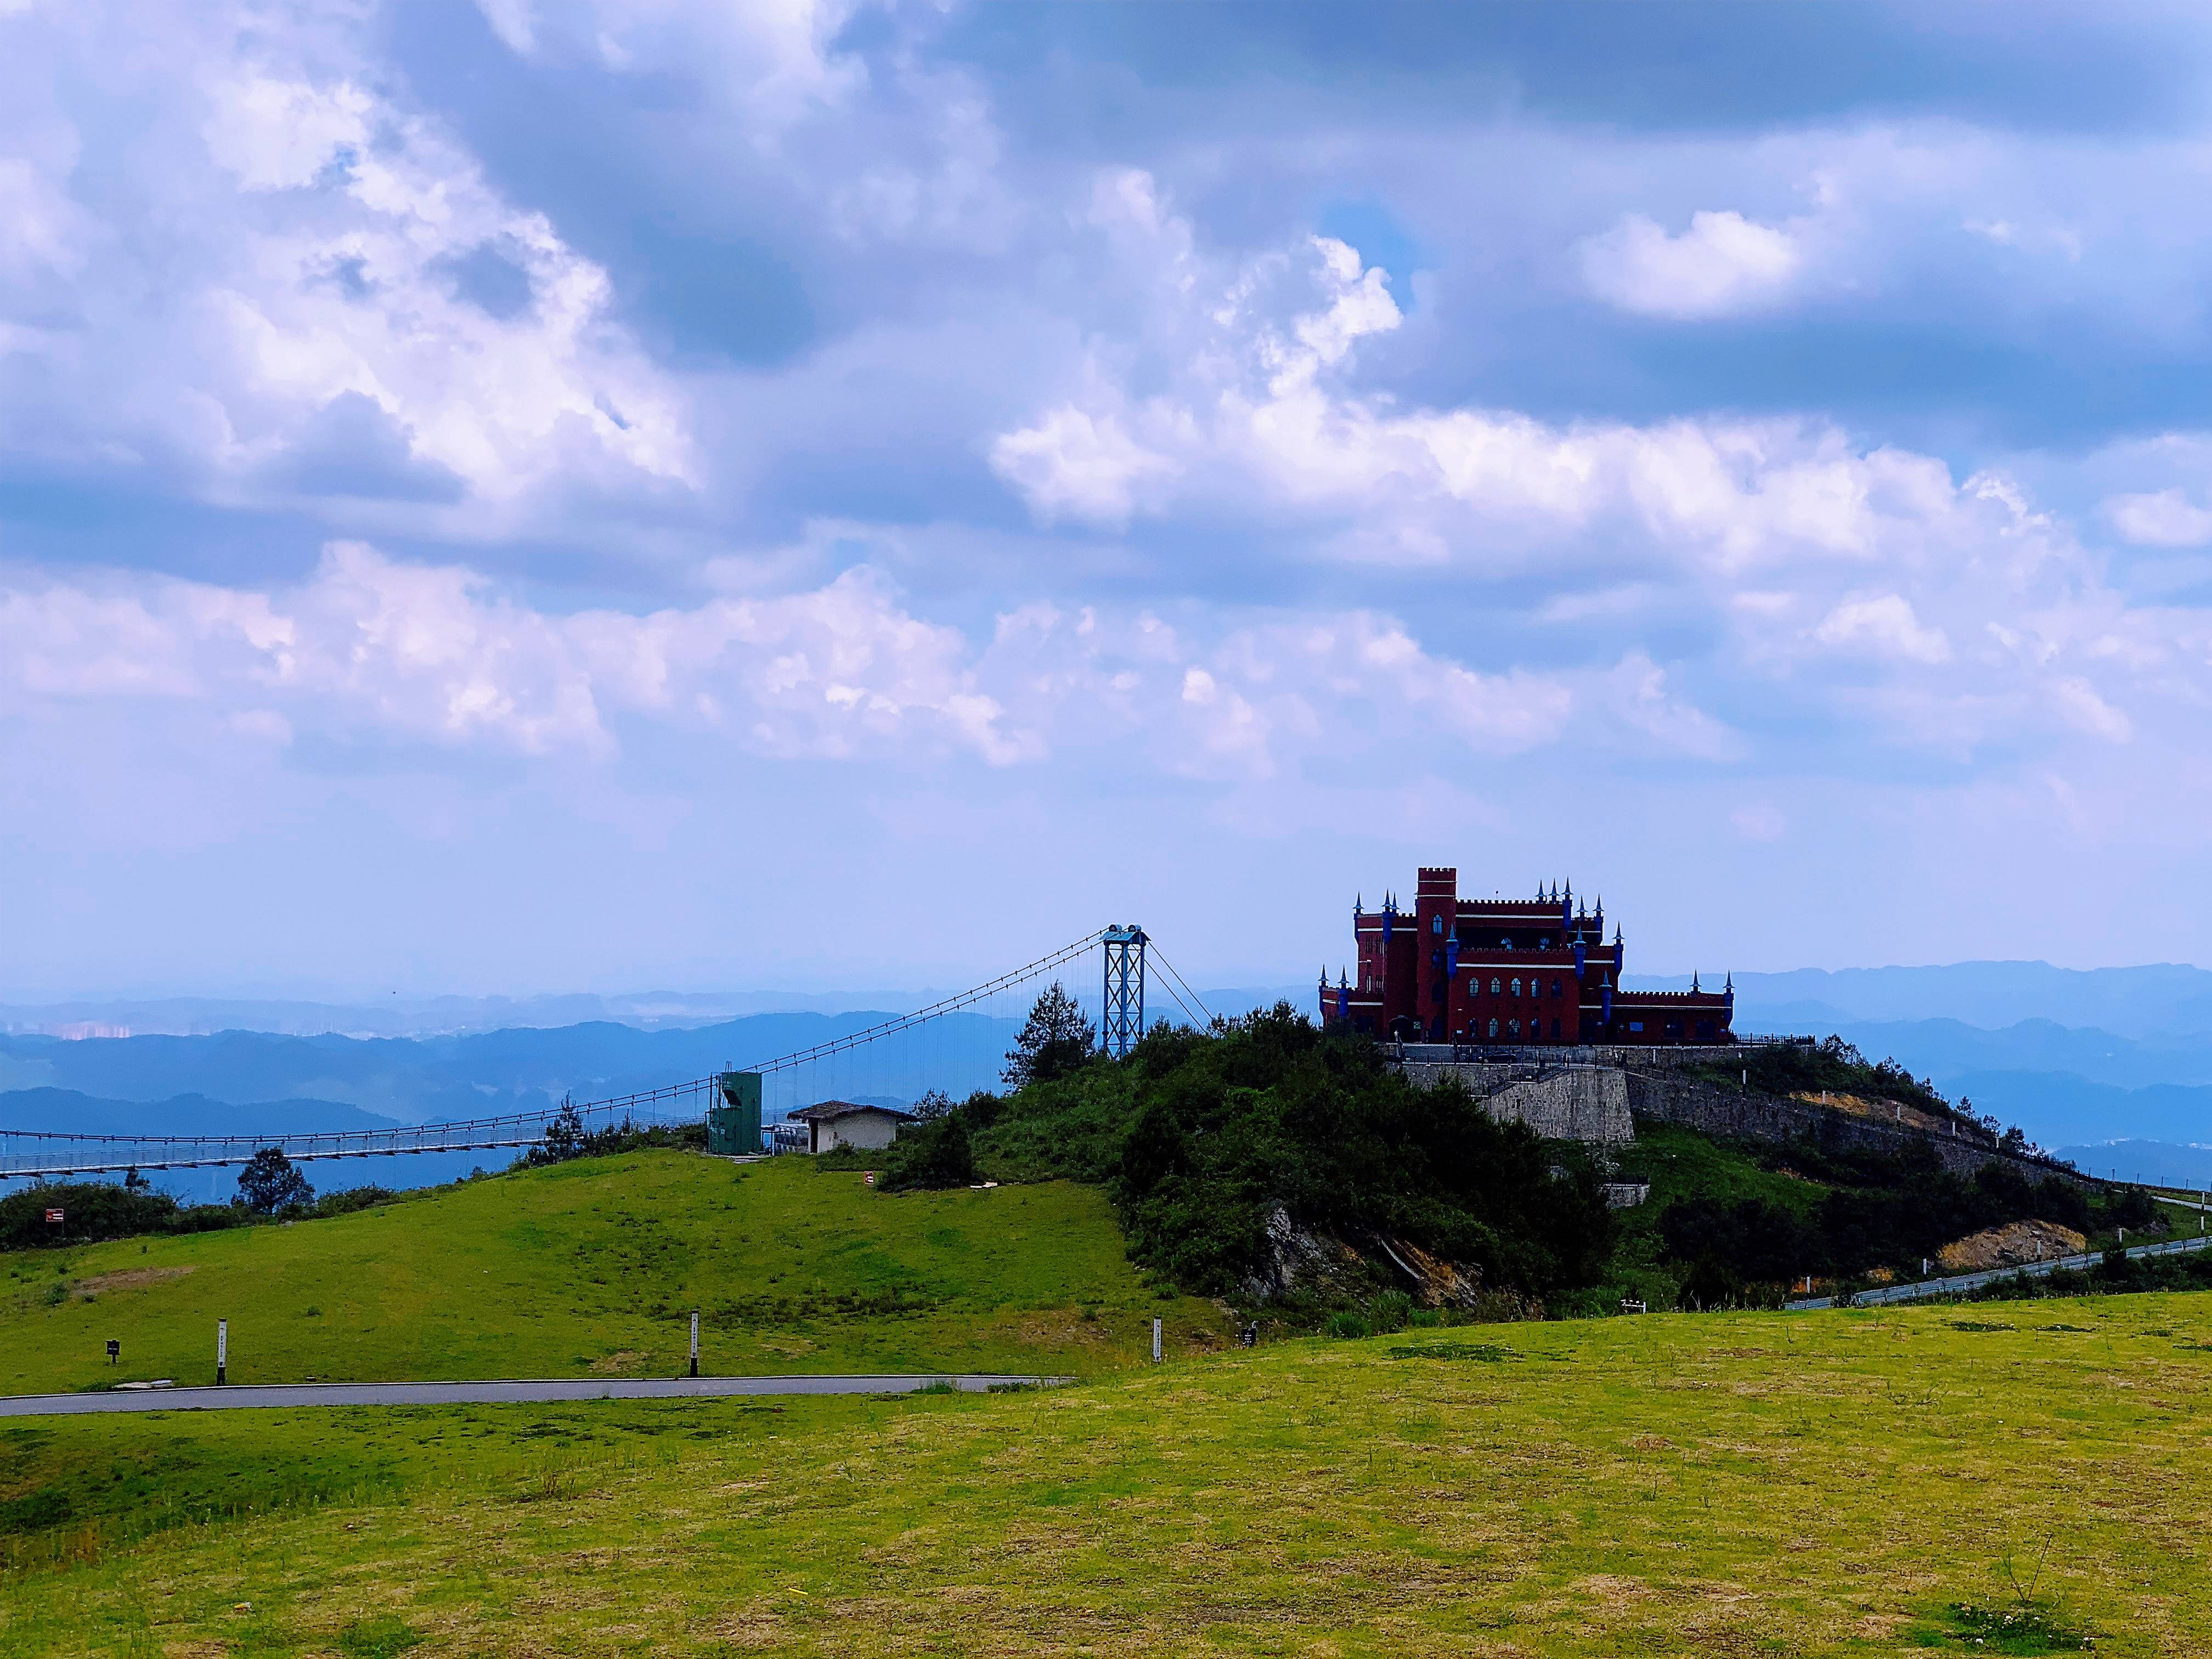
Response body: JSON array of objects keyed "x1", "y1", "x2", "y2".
[{"x1": 1398, "y1": 1062, "x2": 1634, "y2": 1144}]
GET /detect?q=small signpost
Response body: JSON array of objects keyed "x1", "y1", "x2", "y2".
[
  {"x1": 216, "y1": 1319, "x2": 228, "y2": 1386},
  {"x1": 1151, "y1": 1318, "x2": 1163, "y2": 1363},
  {"x1": 690, "y1": 1311, "x2": 701, "y2": 1379},
  {"x1": 105, "y1": 1339, "x2": 120, "y2": 1365},
  {"x1": 43, "y1": 1207, "x2": 62, "y2": 1225}
]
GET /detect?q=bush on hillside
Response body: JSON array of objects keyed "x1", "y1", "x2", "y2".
[{"x1": 877, "y1": 1114, "x2": 976, "y2": 1192}]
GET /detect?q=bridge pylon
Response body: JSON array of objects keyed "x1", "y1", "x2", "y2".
[{"x1": 1102, "y1": 926, "x2": 1147, "y2": 1060}]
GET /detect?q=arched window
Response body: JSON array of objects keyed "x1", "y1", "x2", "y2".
[
  {"x1": 1509, "y1": 1019, "x2": 1520, "y2": 1036},
  {"x1": 1511, "y1": 978, "x2": 1522, "y2": 997},
  {"x1": 1490, "y1": 977, "x2": 1501, "y2": 995},
  {"x1": 1432, "y1": 914, "x2": 1443, "y2": 935},
  {"x1": 1551, "y1": 978, "x2": 1563, "y2": 998},
  {"x1": 1487, "y1": 1019, "x2": 1499, "y2": 1038},
  {"x1": 1550, "y1": 1018, "x2": 1562, "y2": 1040}
]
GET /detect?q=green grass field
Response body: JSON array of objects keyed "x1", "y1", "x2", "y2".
[
  {"x1": 0, "y1": 1153, "x2": 1231, "y2": 1392},
  {"x1": 7, "y1": 1293, "x2": 2211, "y2": 1655}
]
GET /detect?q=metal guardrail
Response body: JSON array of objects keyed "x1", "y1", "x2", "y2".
[{"x1": 1786, "y1": 1232, "x2": 2212, "y2": 1310}]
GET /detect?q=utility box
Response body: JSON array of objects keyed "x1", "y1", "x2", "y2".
[{"x1": 709, "y1": 1071, "x2": 763, "y2": 1155}]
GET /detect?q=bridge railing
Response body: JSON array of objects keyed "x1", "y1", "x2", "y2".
[{"x1": 0, "y1": 1078, "x2": 715, "y2": 1181}]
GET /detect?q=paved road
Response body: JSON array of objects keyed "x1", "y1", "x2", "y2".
[
  {"x1": 1788, "y1": 1233, "x2": 2212, "y2": 1311},
  {"x1": 0, "y1": 1373, "x2": 1061, "y2": 1418}
]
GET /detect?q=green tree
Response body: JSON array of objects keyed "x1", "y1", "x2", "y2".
[
  {"x1": 235, "y1": 1148, "x2": 315, "y2": 1216},
  {"x1": 1002, "y1": 981, "x2": 1096, "y2": 1087}
]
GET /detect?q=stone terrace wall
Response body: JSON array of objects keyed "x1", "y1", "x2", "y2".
[{"x1": 1398, "y1": 1062, "x2": 1634, "y2": 1143}]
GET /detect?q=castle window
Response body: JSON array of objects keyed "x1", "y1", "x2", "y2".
[
  {"x1": 1511, "y1": 977, "x2": 1522, "y2": 997},
  {"x1": 1628, "y1": 1020, "x2": 1644, "y2": 1033},
  {"x1": 1551, "y1": 978, "x2": 1563, "y2": 998},
  {"x1": 1550, "y1": 1018, "x2": 1562, "y2": 1040},
  {"x1": 1490, "y1": 977, "x2": 1500, "y2": 995},
  {"x1": 1432, "y1": 914, "x2": 1443, "y2": 934},
  {"x1": 1487, "y1": 1019, "x2": 1499, "y2": 1038},
  {"x1": 1509, "y1": 1019, "x2": 1520, "y2": 1036}
]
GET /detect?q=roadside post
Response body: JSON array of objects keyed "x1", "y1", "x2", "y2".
[
  {"x1": 106, "y1": 1339, "x2": 119, "y2": 1366},
  {"x1": 690, "y1": 1312, "x2": 701, "y2": 1378},
  {"x1": 216, "y1": 1319, "x2": 228, "y2": 1386},
  {"x1": 1152, "y1": 1318, "x2": 1162, "y2": 1363}
]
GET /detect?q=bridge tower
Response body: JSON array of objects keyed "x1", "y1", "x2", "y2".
[{"x1": 1101, "y1": 925, "x2": 1148, "y2": 1059}]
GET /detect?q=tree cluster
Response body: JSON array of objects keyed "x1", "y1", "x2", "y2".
[
  {"x1": 1657, "y1": 1141, "x2": 2157, "y2": 1302},
  {"x1": 946, "y1": 994, "x2": 1613, "y2": 1305}
]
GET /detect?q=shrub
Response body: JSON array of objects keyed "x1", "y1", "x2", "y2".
[
  {"x1": 1326, "y1": 1311, "x2": 1372, "y2": 1339},
  {"x1": 878, "y1": 1115, "x2": 977, "y2": 1192}
]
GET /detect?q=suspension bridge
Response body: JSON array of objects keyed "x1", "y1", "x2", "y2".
[{"x1": 0, "y1": 926, "x2": 1217, "y2": 1183}]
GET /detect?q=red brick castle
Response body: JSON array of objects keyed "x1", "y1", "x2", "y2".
[{"x1": 1319, "y1": 866, "x2": 1735, "y2": 1046}]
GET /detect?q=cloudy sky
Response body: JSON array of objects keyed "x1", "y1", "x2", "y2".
[{"x1": 5, "y1": 1, "x2": 2211, "y2": 999}]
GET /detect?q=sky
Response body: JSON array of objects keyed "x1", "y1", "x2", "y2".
[{"x1": 5, "y1": 0, "x2": 2212, "y2": 1000}]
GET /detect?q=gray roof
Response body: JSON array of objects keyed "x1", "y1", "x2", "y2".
[{"x1": 788, "y1": 1100, "x2": 914, "y2": 1124}]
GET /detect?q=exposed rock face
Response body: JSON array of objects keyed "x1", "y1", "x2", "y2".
[
  {"x1": 1238, "y1": 1204, "x2": 1369, "y2": 1304},
  {"x1": 1936, "y1": 1218, "x2": 2087, "y2": 1273},
  {"x1": 1237, "y1": 1203, "x2": 1536, "y2": 1316},
  {"x1": 1395, "y1": 1063, "x2": 1634, "y2": 1144}
]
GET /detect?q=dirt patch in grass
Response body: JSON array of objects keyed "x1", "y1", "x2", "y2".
[{"x1": 74, "y1": 1266, "x2": 195, "y2": 1295}]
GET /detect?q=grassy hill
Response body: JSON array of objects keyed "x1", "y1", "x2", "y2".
[
  {"x1": 8, "y1": 1293, "x2": 2212, "y2": 1654},
  {"x1": 0, "y1": 1152, "x2": 1231, "y2": 1393}
]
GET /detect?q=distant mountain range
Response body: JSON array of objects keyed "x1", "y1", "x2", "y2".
[
  {"x1": 1634, "y1": 960, "x2": 2212, "y2": 1042},
  {"x1": 1, "y1": 963, "x2": 2206, "y2": 1193},
  {"x1": 0, "y1": 984, "x2": 1314, "y2": 1041}
]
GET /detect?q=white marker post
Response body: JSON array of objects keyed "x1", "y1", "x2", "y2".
[
  {"x1": 216, "y1": 1319, "x2": 228, "y2": 1386},
  {"x1": 1152, "y1": 1318, "x2": 1162, "y2": 1364},
  {"x1": 690, "y1": 1311, "x2": 701, "y2": 1379}
]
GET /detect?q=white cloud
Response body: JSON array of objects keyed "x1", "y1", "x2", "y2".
[
  {"x1": 1578, "y1": 210, "x2": 1804, "y2": 320},
  {"x1": 0, "y1": 10, "x2": 695, "y2": 527},
  {"x1": 0, "y1": 546, "x2": 1032, "y2": 766},
  {"x1": 980, "y1": 177, "x2": 2209, "y2": 770},
  {"x1": 1813, "y1": 594, "x2": 1953, "y2": 664},
  {"x1": 475, "y1": 0, "x2": 868, "y2": 123},
  {"x1": 2107, "y1": 489, "x2": 2212, "y2": 548},
  {"x1": 989, "y1": 405, "x2": 1180, "y2": 527}
]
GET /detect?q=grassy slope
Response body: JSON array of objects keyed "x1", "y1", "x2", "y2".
[
  {"x1": 1603, "y1": 1123, "x2": 1828, "y2": 1304},
  {"x1": 8, "y1": 1294, "x2": 2212, "y2": 1655},
  {"x1": 0, "y1": 1153, "x2": 1230, "y2": 1392}
]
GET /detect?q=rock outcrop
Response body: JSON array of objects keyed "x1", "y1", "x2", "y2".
[{"x1": 1936, "y1": 1218, "x2": 2087, "y2": 1273}]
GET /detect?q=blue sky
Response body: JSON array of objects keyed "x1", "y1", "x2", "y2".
[{"x1": 5, "y1": 1, "x2": 2211, "y2": 999}]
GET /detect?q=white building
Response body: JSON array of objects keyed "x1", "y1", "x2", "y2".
[{"x1": 788, "y1": 1100, "x2": 913, "y2": 1154}]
